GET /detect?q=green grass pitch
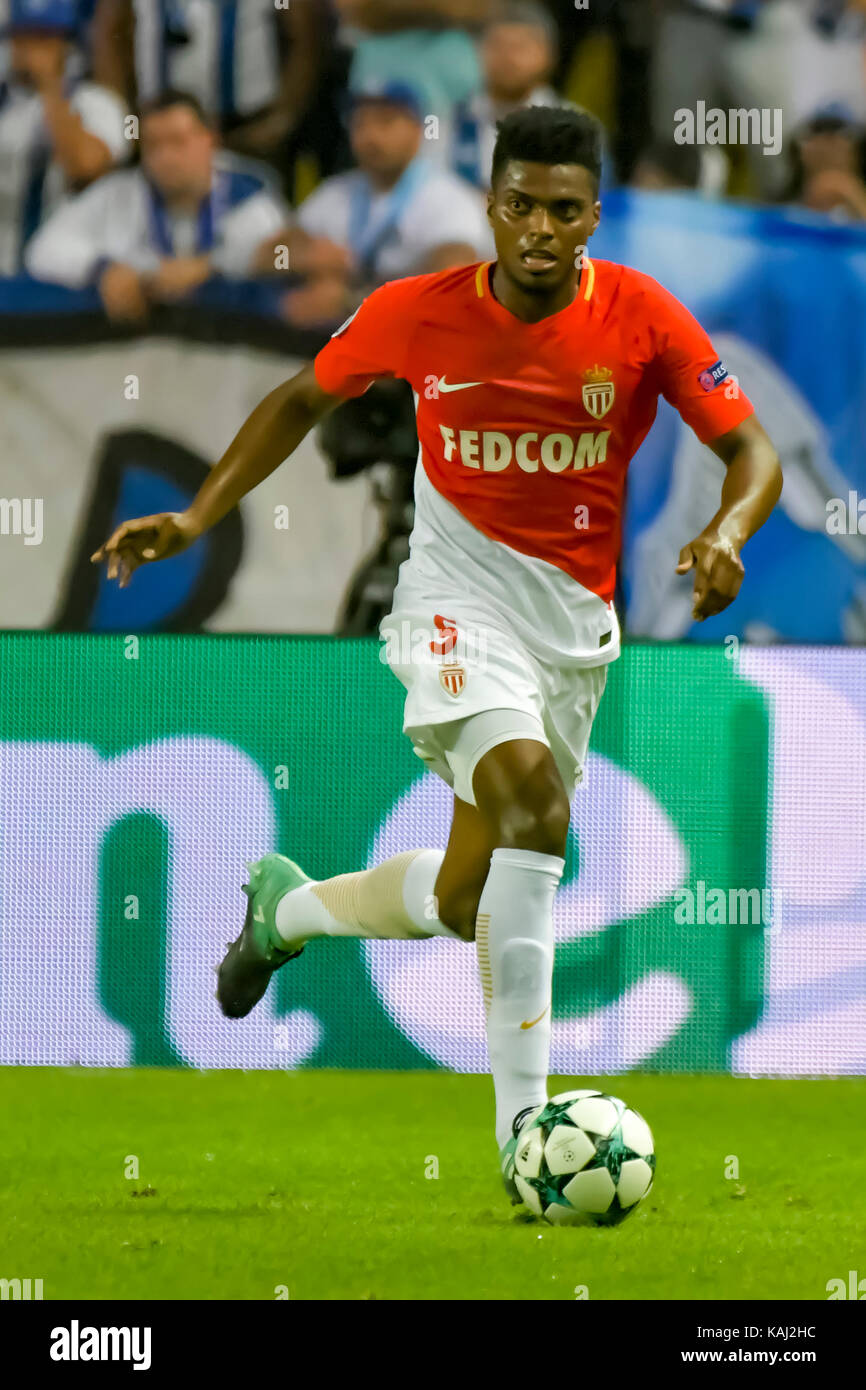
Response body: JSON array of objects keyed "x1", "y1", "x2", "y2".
[{"x1": 1, "y1": 1068, "x2": 864, "y2": 1301}]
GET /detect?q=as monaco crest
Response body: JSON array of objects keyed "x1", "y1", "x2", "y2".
[
  {"x1": 439, "y1": 662, "x2": 465, "y2": 697},
  {"x1": 582, "y1": 364, "x2": 615, "y2": 420}
]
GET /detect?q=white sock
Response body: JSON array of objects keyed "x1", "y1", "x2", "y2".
[
  {"x1": 475, "y1": 847, "x2": 563, "y2": 1149},
  {"x1": 274, "y1": 849, "x2": 463, "y2": 944}
]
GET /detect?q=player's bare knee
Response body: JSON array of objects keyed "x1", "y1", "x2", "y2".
[{"x1": 493, "y1": 794, "x2": 570, "y2": 856}]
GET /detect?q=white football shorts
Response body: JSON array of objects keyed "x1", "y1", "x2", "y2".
[{"x1": 380, "y1": 601, "x2": 609, "y2": 806}]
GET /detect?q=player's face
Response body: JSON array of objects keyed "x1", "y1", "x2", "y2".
[
  {"x1": 350, "y1": 103, "x2": 422, "y2": 183},
  {"x1": 488, "y1": 161, "x2": 600, "y2": 292},
  {"x1": 141, "y1": 106, "x2": 215, "y2": 199}
]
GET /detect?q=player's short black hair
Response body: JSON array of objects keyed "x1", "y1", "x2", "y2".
[
  {"x1": 140, "y1": 89, "x2": 211, "y2": 128},
  {"x1": 490, "y1": 105, "x2": 603, "y2": 194}
]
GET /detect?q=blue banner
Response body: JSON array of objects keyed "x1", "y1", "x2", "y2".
[{"x1": 592, "y1": 189, "x2": 866, "y2": 643}]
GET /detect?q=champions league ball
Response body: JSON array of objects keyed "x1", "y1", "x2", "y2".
[{"x1": 513, "y1": 1090, "x2": 656, "y2": 1226}]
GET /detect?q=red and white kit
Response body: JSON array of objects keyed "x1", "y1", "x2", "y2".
[{"x1": 314, "y1": 259, "x2": 754, "y2": 801}]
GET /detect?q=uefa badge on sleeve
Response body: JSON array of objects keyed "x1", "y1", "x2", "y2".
[
  {"x1": 439, "y1": 662, "x2": 466, "y2": 697},
  {"x1": 582, "y1": 364, "x2": 615, "y2": 420},
  {"x1": 698, "y1": 359, "x2": 729, "y2": 392}
]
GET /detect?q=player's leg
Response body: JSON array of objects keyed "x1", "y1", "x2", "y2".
[
  {"x1": 216, "y1": 780, "x2": 494, "y2": 1018},
  {"x1": 470, "y1": 737, "x2": 570, "y2": 1162},
  {"x1": 260, "y1": 757, "x2": 551, "y2": 956},
  {"x1": 474, "y1": 666, "x2": 609, "y2": 1198},
  {"x1": 432, "y1": 793, "x2": 499, "y2": 940},
  {"x1": 268, "y1": 791, "x2": 494, "y2": 951},
  {"x1": 216, "y1": 838, "x2": 468, "y2": 1018},
  {"x1": 409, "y1": 704, "x2": 571, "y2": 1195}
]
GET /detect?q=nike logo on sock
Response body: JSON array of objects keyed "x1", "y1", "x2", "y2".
[{"x1": 520, "y1": 1004, "x2": 550, "y2": 1030}]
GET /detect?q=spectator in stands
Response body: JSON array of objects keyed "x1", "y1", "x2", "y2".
[
  {"x1": 783, "y1": 108, "x2": 866, "y2": 221},
  {"x1": 0, "y1": 0, "x2": 127, "y2": 275},
  {"x1": 336, "y1": 0, "x2": 492, "y2": 164},
  {"x1": 90, "y1": 0, "x2": 326, "y2": 167},
  {"x1": 651, "y1": 0, "x2": 866, "y2": 200},
  {"x1": 451, "y1": 1, "x2": 563, "y2": 189},
  {"x1": 260, "y1": 81, "x2": 491, "y2": 328},
  {"x1": 25, "y1": 89, "x2": 287, "y2": 319}
]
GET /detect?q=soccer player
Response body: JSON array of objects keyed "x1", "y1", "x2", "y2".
[{"x1": 92, "y1": 107, "x2": 783, "y2": 1203}]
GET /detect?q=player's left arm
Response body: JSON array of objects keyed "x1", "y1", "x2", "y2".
[
  {"x1": 675, "y1": 413, "x2": 783, "y2": 622},
  {"x1": 648, "y1": 276, "x2": 783, "y2": 622}
]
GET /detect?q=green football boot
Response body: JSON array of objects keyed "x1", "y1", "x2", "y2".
[
  {"x1": 500, "y1": 1104, "x2": 544, "y2": 1206},
  {"x1": 216, "y1": 854, "x2": 310, "y2": 1018}
]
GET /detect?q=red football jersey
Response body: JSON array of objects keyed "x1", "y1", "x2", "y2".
[{"x1": 313, "y1": 259, "x2": 754, "y2": 603}]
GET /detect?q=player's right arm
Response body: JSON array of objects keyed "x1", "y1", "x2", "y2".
[
  {"x1": 91, "y1": 366, "x2": 342, "y2": 586},
  {"x1": 92, "y1": 279, "x2": 414, "y2": 586}
]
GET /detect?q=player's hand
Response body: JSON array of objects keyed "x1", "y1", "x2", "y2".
[
  {"x1": 91, "y1": 511, "x2": 203, "y2": 588},
  {"x1": 675, "y1": 529, "x2": 745, "y2": 622}
]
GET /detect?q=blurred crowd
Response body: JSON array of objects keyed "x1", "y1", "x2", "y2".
[{"x1": 2, "y1": 0, "x2": 866, "y2": 329}]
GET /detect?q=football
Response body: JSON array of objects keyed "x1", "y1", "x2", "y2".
[{"x1": 513, "y1": 1090, "x2": 656, "y2": 1226}]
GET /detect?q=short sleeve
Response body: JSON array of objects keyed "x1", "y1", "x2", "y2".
[
  {"x1": 313, "y1": 277, "x2": 415, "y2": 398},
  {"x1": 649, "y1": 280, "x2": 755, "y2": 444}
]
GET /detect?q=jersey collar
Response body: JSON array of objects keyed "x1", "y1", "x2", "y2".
[{"x1": 473, "y1": 258, "x2": 595, "y2": 329}]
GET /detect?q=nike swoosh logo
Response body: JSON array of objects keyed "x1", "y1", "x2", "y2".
[
  {"x1": 520, "y1": 1004, "x2": 550, "y2": 1030},
  {"x1": 437, "y1": 376, "x2": 484, "y2": 393}
]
